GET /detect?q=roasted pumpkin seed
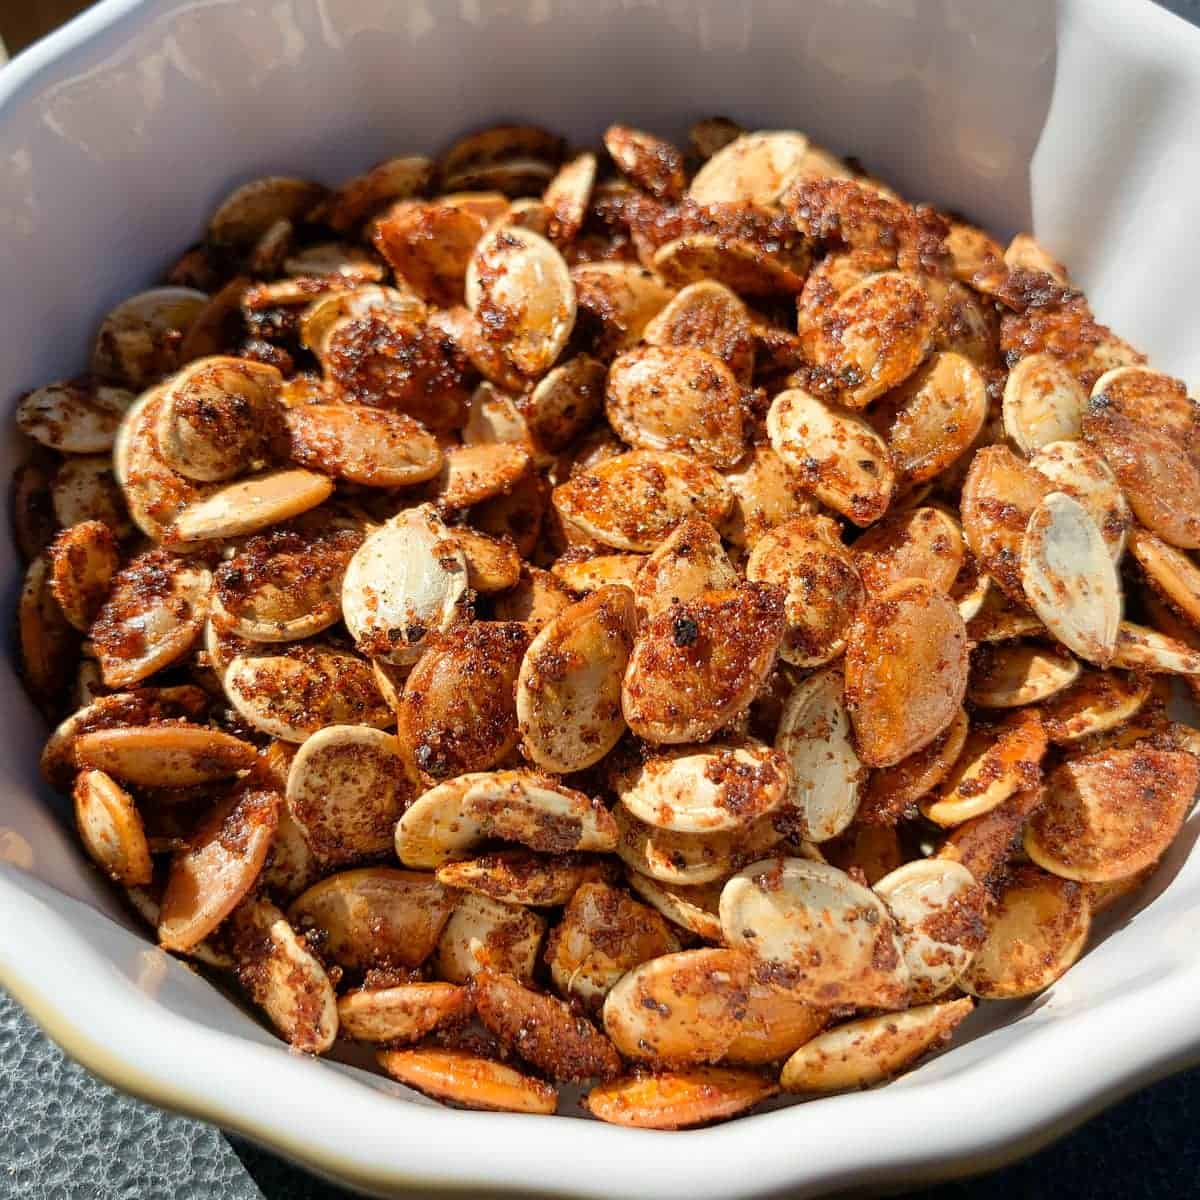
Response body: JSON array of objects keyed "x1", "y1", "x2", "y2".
[
  {"x1": 780, "y1": 998, "x2": 974, "y2": 1093},
  {"x1": 719, "y1": 858, "x2": 909, "y2": 1008}
]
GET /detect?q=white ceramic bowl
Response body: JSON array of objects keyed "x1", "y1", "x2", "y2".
[{"x1": 3, "y1": 0, "x2": 1200, "y2": 1195}]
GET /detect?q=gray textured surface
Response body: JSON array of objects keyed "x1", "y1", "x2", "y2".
[{"x1": 0, "y1": 989, "x2": 261, "y2": 1200}]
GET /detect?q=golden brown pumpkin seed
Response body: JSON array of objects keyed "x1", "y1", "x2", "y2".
[
  {"x1": 613, "y1": 738, "x2": 789, "y2": 834},
  {"x1": 156, "y1": 357, "x2": 281, "y2": 482},
  {"x1": 470, "y1": 468, "x2": 548, "y2": 557},
  {"x1": 921, "y1": 711, "x2": 1047, "y2": 828},
  {"x1": 551, "y1": 553, "x2": 644, "y2": 594},
  {"x1": 851, "y1": 505, "x2": 963, "y2": 595},
  {"x1": 40, "y1": 686, "x2": 209, "y2": 792},
  {"x1": 337, "y1": 982, "x2": 471, "y2": 1044},
  {"x1": 795, "y1": 248, "x2": 891, "y2": 336},
  {"x1": 774, "y1": 669, "x2": 863, "y2": 842},
  {"x1": 284, "y1": 404, "x2": 442, "y2": 489},
  {"x1": 1002, "y1": 353, "x2": 1086, "y2": 452},
  {"x1": 473, "y1": 970, "x2": 622, "y2": 1082},
  {"x1": 1021, "y1": 491, "x2": 1122, "y2": 664},
  {"x1": 965, "y1": 580, "x2": 1046, "y2": 643},
  {"x1": 212, "y1": 523, "x2": 361, "y2": 643},
  {"x1": 224, "y1": 645, "x2": 391, "y2": 742},
  {"x1": 936, "y1": 785, "x2": 1045, "y2": 885},
  {"x1": 632, "y1": 517, "x2": 737, "y2": 622},
  {"x1": 804, "y1": 271, "x2": 934, "y2": 408},
  {"x1": 444, "y1": 159, "x2": 558, "y2": 197},
  {"x1": 961, "y1": 444, "x2": 1053, "y2": 604},
  {"x1": 959, "y1": 865, "x2": 1089, "y2": 999},
  {"x1": 719, "y1": 858, "x2": 909, "y2": 1007},
  {"x1": 158, "y1": 787, "x2": 280, "y2": 951},
  {"x1": 208, "y1": 176, "x2": 325, "y2": 246},
  {"x1": 289, "y1": 867, "x2": 454, "y2": 970},
  {"x1": 1004, "y1": 233, "x2": 1068, "y2": 281},
  {"x1": 780, "y1": 998, "x2": 974, "y2": 1093},
  {"x1": 1083, "y1": 365, "x2": 1200, "y2": 549},
  {"x1": 516, "y1": 586, "x2": 635, "y2": 773},
  {"x1": 653, "y1": 233, "x2": 808, "y2": 298},
  {"x1": 843, "y1": 578, "x2": 969, "y2": 767},
  {"x1": 875, "y1": 861, "x2": 985, "y2": 1002},
  {"x1": 377, "y1": 1047, "x2": 558, "y2": 1115},
  {"x1": 92, "y1": 288, "x2": 209, "y2": 389},
  {"x1": 873, "y1": 351, "x2": 986, "y2": 483},
  {"x1": 543, "y1": 152, "x2": 597, "y2": 244},
  {"x1": 433, "y1": 892, "x2": 546, "y2": 985},
  {"x1": 570, "y1": 261, "x2": 675, "y2": 358},
  {"x1": 602, "y1": 947, "x2": 758, "y2": 1065},
  {"x1": 719, "y1": 444, "x2": 816, "y2": 548},
  {"x1": 553, "y1": 449, "x2": 733, "y2": 553},
  {"x1": 766, "y1": 388, "x2": 895, "y2": 526},
  {"x1": 399, "y1": 621, "x2": 528, "y2": 779},
  {"x1": 341, "y1": 505, "x2": 468, "y2": 665},
  {"x1": 53, "y1": 454, "x2": 131, "y2": 536},
  {"x1": 435, "y1": 442, "x2": 532, "y2": 511},
  {"x1": 286, "y1": 725, "x2": 418, "y2": 863},
  {"x1": 782, "y1": 174, "x2": 909, "y2": 254},
  {"x1": 952, "y1": 561, "x2": 990, "y2": 623},
  {"x1": 606, "y1": 345, "x2": 746, "y2": 468},
  {"x1": 858, "y1": 708, "x2": 969, "y2": 825},
  {"x1": 1025, "y1": 747, "x2": 1197, "y2": 883},
  {"x1": 721, "y1": 983, "x2": 828, "y2": 1067},
  {"x1": 612, "y1": 804, "x2": 783, "y2": 886},
  {"x1": 258, "y1": 803, "x2": 319, "y2": 903},
  {"x1": 371, "y1": 199, "x2": 487, "y2": 306},
  {"x1": 322, "y1": 155, "x2": 433, "y2": 232},
  {"x1": 172, "y1": 469, "x2": 333, "y2": 544},
  {"x1": 1111, "y1": 620, "x2": 1200, "y2": 674},
  {"x1": 603, "y1": 124, "x2": 685, "y2": 200},
  {"x1": 74, "y1": 724, "x2": 255, "y2": 787},
  {"x1": 1040, "y1": 669, "x2": 1151, "y2": 744},
  {"x1": 466, "y1": 225, "x2": 576, "y2": 378},
  {"x1": 1130, "y1": 526, "x2": 1200, "y2": 628},
  {"x1": 688, "y1": 131, "x2": 810, "y2": 205},
  {"x1": 283, "y1": 242, "x2": 384, "y2": 282},
  {"x1": 519, "y1": 354, "x2": 605, "y2": 461},
  {"x1": 73, "y1": 769, "x2": 153, "y2": 886},
  {"x1": 321, "y1": 310, "x2": 471, "y2": 432},
  {"x1": 492, "y1": 564, "x2": 572, "y2": 629},
  {"x1": 622, "y1": 584, "x2": 785, "y2": 744},
  {"x1": 48, "y1": 521, "x2": 119, "y2": 632},
  {"x1": 396, "y1": 769, "x2": 619, "y2": 869},
  {"x1": 968, "y1": 642, "x2": 1081, "y2": 708},
  {"x1": 301, "y1": 287, "x2": 428, "y2": 361},
  {"x1": 113, "y1": 388, "x2": 204, "y2": 540},
  {"x1": 945, "y1": 222, "x2": 1003, "y2": 283},
  {"x1": 746, "y1": 515, "x2": 863, "y2": 667},
  {"x1": 448, "y1": 526, "x2": 521, "y2": 594},
  {"x1": 228, "y1": 897, "x2": 338, "y2": 1054},
  {"x1": 586, "y1": 1067, "x2": 777, "y2": 1129},
  {"x1": 624, "y1": 872, "x2": 724, "y2": 942},
  {"x1": 17, "y1": 380, "x2": 134, "y2": 454},
  {"x1": 643, "y1": 281, "x2": 755, "y2": 384},
  {"x1": 548, "y1": 880, "x2": 681, "y2": 1005},
  {"x1": 436, "y1": 850, "x2": 610, "y2": 907}
]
